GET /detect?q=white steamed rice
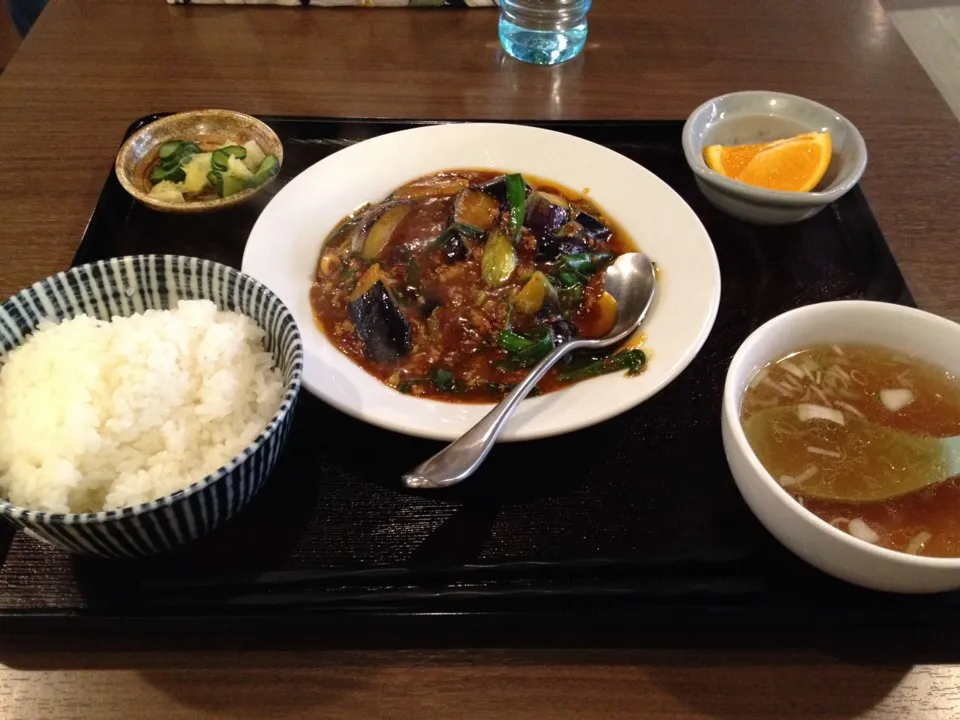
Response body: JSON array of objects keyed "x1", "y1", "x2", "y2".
[{"x1": 0, "y1": 299, "x2": 284, "y2": 514}]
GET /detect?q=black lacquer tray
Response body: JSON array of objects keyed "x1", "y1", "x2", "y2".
[{"x1": 0, "y1": 116, "x2": 948, "y2": 649}]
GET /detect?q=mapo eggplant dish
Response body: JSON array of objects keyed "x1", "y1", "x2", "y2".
[{"x1": 310, "y1": 170, "x2": 648, "y2": 403}]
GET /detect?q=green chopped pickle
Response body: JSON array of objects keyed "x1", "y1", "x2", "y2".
[{"x1": 146, "y1": 138, "x2": 279, "y2": 203}]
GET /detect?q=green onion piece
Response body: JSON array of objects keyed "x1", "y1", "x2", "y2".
[
  {"x1": 430, "y1": 222, "x2": 483, "y2": 250},
  {"x1": 554, "y1": 271, "x2": 581, "y2": 289},
  {"x1": 406, "y1": 258, "x2": 421, "y2": 286},
  {"x1": 556, "y1": 252, "x2": 615, "y2": 276},
  {"x1": 504, "y1": 173, "x2": 526, "y2": 243}
]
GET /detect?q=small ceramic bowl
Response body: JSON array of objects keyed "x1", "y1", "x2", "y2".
[
  {"x1": 682, "y1": 91, "x2": 868, "y2": 225},
  {"x1": 0, "y1": 255, "x2": 303, "y2": 558},
  {"x1": 722, "y1": 300, "x2": 960, "y2": 593},
  {"x1": 115, "y1": 109, "x2": 283, "y2": 214}
]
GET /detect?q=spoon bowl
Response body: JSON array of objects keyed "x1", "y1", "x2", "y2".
[{"x1": 402, "y1": 252, "x2": 657, "y2": 490}]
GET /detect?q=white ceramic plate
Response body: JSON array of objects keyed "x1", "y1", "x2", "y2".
[{"x1": 242, "y1": 123, "x2": 721, "y2": 441}]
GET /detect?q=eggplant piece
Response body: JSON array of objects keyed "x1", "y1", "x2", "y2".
[
  {"x1": 344, "y1": 202, "x2": 395, "y2": 255},
  {"x1": 536, "y1": 294, "x2": 565, "y2": 325},
  {"x1": 476, "y1": 175, "x2": 533, "y2": 204},
  {"x1": 453, "y1": 189, "x2": 500, "y2": 231},
  {"x1": 326, "y1": 215, "x2": 362, "y2": 249},
  {"x1": 481, "y1": 228, "x2": 518, "y2": 287},
  {"x1": 443, "y1": 234, "x2": 469, "y2": 263},
  {"x1": 551, "y1": 319, "x2": 580, "y2": 346},
  {"x1": 349, "y1": 263, "x2": 384, "y2": 302},
  {"x1": 575, "y1": 212, "x2": 612, "y2": 241},
  {"x1": 363, "y1": 204, "x2": 412, "y2": 260},
  {"x1": 536, "y1": 233, "x2": 588, "y2": 261},
  {"x1": 550, "y1": 319, "x2": 580, "y2": 365},
  {"x1": 392, "y1": 177, "x2": 469, "y2": 201},
  {"x1": 525, "y1": 191, "x2": 571, "y2": 239},
  {"x1": 430, "y1": 223, "x2": 478, "y2": 263},
  {"x1": 325, "y1": 203, "x2": 377, "y2": 251},
  {"x1": 348, "y1": 273, "x2": 412, "y2": 363}
]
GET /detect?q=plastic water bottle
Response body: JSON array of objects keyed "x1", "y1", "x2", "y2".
[{"x1": 499, "y1": 0, "x2": 591, "y2": 66}]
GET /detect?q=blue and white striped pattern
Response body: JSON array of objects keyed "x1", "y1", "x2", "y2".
[{"x1": 0, "y1": 255, "x2": 303, "y2": 558}]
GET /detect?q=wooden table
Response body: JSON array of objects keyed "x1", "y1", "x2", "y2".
[{"x1": 1, "y1": 0, "x2": 959, "y2": 716}]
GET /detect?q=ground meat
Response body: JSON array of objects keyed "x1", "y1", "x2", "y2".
[{"x1": 310, "y1": 170, "x2": 637, "y2": 403}]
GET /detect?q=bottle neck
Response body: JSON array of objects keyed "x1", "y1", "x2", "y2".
[{"x1": 500, "y1": 0, "x2": 592, "y2": 32}]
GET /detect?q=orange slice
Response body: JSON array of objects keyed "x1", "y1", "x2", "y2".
[
  {"x1": 703, "y1": 140, "x2": 776, "y2": 179},
  {"x1": 704, "y1": 132, "x2": 832, "y2": 193}
]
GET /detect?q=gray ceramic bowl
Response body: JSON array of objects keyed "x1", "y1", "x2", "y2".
[
  {"x1": 0, "y1": 255, "x2": 303, "y2": 558},
  {"x1": 115, "y1": 109, "x2": 283, "y2": 214},
  {"x1": 682, "y1": 91, "x2": 868, "y2": 225}
]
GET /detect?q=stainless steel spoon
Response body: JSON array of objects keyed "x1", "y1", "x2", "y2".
[{"x1": 402, "y1": 252, "x2": 657, "y2": 490}]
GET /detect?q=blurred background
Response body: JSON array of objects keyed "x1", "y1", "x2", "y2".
[{"x1": 11, "y1": 2, "x2": 958, "y2": 120}]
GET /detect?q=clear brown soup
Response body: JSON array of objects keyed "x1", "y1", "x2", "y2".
[{"x1": 740, "y1": 344, "x2": 960, "y2": 558}]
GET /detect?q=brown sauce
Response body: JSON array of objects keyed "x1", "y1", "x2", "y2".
[{"x1": 310, "y1": 169, "x2": 643, "y2": 403}]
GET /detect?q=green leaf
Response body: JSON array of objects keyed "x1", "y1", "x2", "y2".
[
  {"x1": 558, "y1": 349, "x2": 647, "y2": 382},
  {"x1": 498, "y1": 327, "x2": 555, "y2": 367},
  {"x1": 432, "y1": 368, "x2": 456, "y2": 392}
]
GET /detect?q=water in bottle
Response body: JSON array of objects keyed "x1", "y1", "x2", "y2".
[{"x1": 498, "y1": 0, "x2": 591, "y2": 66}]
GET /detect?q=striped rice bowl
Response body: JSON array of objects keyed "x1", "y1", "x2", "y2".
[{"x1": 0, "y1": 255, "x2": 302, "y2": 558}]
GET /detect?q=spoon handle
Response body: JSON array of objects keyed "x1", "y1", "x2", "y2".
[{"x1": 401, "y1": 339, "x2": 589, "y2": 490}]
